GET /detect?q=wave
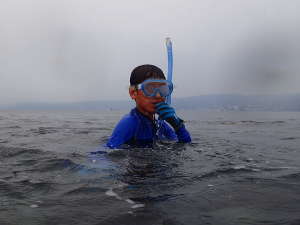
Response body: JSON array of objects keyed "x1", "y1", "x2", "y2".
[
  {"x1": 30, "y1": 127, "x2": 59, "y2": 135},
  {"x1": 0, "y1": 147, "x2": 44, "y2": 158},
  {"x1": 63, "y1": 186, "x2": 107, "y2": 196},
  {"x1": 197, "y1": 166, "x2": 257, "y2": 179},
  {"x1": 280, "y1": 137, "x2": 300, "y2": 140},
  {"x1": 280, "y1": 172, "x2": 300, "y2": 180},
  {"x1": 130, "y1": 193, "x2": 182, "y2": 203},
  {"x1": 208, "y1": 120, "x2": 286, "y2": 125},
  {"x1": 32, "y1": 158, "x2": 83, "y2": 172},
  {"x1": 0, "y1": 179, "x2": 54, "y2": 199}
]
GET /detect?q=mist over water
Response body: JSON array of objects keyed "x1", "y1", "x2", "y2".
[
  {"x1": 0, "y1": 110, "x2": 300, "y2": 225},
  {"x1": 1, "y1": 0, "x2": 300, "y2": 105}
]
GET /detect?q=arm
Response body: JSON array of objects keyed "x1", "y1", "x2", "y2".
[
  {"x1": 159, "y1": 121, "x2": 191, "y2": 143},
  {"x1": 106, "y1": 116, "x2": 136, "y2": 149},
  {"x1": 175, "y1": 124, "x2": 192, "y2": 143},
  {"x1": 158, "y1": 121, "x2": 177, "y2": 140}
]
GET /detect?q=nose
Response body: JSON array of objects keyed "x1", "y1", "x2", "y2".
[
  {"x1": 154, "y1": 92, "x2": 165, "y2": 103},
  {"x1": 155, "y1": 92, "x2": 162, "y2": 98}
]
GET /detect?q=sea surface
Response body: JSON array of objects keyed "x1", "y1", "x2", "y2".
[{"x1": 0, "y1": 110, "x2": 300, "y2": 225}]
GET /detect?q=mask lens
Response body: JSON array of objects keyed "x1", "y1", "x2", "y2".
[
  {"x1": 159, "y1": 85, "x2": 170, "y2": 97},
  {"x1": 144, "y1": 83, "x2": 157, "y2": 95},
  {"x1": 142, "y1": 80, "x2": 172, "y2": 97}
]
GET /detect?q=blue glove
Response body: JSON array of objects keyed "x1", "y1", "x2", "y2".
[{"x1": 155, "y1": 102, "x2": 183, "y2": 131}]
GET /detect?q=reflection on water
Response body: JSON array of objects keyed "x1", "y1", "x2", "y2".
[{"x1": 0, "y1": 110, "x2": 300, "y2": 225}]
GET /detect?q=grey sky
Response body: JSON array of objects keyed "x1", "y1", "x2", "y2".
[{"x1": 1, "y1": 0, "x2": 300, "y2": 105}]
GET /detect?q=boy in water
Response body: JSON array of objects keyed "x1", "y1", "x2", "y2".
[{"x1": 107, "y1": 64, "x2": 191, "y2": 149}]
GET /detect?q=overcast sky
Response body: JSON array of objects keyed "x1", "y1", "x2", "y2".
[{"x1": 1, "y1": 0, "x2": 300, "y2": 105}]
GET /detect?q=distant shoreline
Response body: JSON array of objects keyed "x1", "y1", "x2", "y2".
[{"x1": 1, "y1": 94, "x2": 300, "y2": 111}]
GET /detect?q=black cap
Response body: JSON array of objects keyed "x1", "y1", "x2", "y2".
[{"x1": 130, "y1": 64, "x2": 166, "y2": 86}]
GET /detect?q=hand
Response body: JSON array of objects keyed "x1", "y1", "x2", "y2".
[{"x1": 155, "y1": 102, "x2": 183, "y2": 131}]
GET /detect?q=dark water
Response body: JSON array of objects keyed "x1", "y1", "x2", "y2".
[{"x1": 0, "y1": 110, "x2": 300, "y2": 225}]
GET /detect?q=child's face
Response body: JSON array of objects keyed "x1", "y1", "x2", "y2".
[{"x1": 130, "y1": 89, "x2": 165, "y2": 114}]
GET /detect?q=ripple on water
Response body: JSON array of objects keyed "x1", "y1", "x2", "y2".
[
  {"x1": 64, "y1": 186, "x2": 107, "y2": 196},
  {"x1": 280, "y1": 137, "x2": 300, "y2": 140},
  {"x1": 32, "y1": 158, "x2": 83, "y2": 172},
  {"x1": 0, "y1": 147, "x2": 44, "y2": 158},
  {"x1": 0, "y1": 179, "x2": 54, "y2": 199},
  {"x1": 280, "y1": 172, "x2": 300, "y2": 180},
  {"x1": 30, "y1": 127, "x2": 59, "y2": 135},
  {"x1": 0, "y1": 111, "x2": 299, "y2": 225}
]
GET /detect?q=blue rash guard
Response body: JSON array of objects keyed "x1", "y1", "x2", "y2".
[{"x1": 106, "y1": 108, "x2": 192, "y2": 149}]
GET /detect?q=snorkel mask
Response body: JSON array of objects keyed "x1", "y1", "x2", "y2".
[{"x1": 136, "y1": 79, "x2": 173, "y2": 98}]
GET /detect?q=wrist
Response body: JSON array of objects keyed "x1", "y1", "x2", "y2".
[{"x1": 167, "y1": 116, "x2": 184, "y2": 132}]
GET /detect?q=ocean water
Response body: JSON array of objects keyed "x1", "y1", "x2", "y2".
[{"x1": 0, "y1": 110, "x2": 300, "y2": 225}]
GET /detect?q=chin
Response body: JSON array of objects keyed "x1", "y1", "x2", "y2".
[
  {"x1": 144, "y1": 106, "x2": 155, "y2": 113},
  {"x1": 146, "y1": 108, "x2": 155, "y2": 114}
]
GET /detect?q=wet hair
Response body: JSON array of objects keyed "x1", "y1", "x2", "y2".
[{"x1": 130, "y1": 64, "x2": 166, "y2": 86}]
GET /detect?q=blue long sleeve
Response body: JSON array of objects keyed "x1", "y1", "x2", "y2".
[
  {"x1": 106, "y1": 116, "x2": 136, "y2": 149},
  {"x1": 175, "y1": 124, "x2": 192, "y2": 143},
  {"x1": 158, "y1": 121, "x2": 177, "y2": 141},
  {"x1": 106, "y1": 108, "x2": 192, "y2": 149}
]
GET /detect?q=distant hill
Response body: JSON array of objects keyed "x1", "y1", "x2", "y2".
[
  {"x1": 0, "y1": 100, "x2": 135, "y2": 110},
  {"x1": 2, "y1": 94, "x2": 300, "y2": 111},
  {"x1": 172, "y1": 94, "x2": 300, "y2": 111}
]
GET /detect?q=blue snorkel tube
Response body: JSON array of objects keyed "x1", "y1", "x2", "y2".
[
  {"x1": 165, "y1": 37, "x2": 173, "y2": 105},
  {"x1": 157, "y1": 38, "x2": 173, "y2": 134}
]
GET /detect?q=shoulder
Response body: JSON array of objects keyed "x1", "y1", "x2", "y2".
[
  {"x1": 113, "y1": 109, "x2": 139, "y2": 132},
  {"x1": 117, "y1": 111, "x2": 138, "y2": 126},
  {"x1": 106, "y1": 110, "x2": 139, "y2": 148}
]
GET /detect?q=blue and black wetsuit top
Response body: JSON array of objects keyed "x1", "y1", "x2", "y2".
[{"x1": 106, "y1": 108, "x2": 191, "y2": 149}]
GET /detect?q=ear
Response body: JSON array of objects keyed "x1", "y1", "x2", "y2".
[{"x1": 129, "y1": 87, "x2": 137, "y2": 99}]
